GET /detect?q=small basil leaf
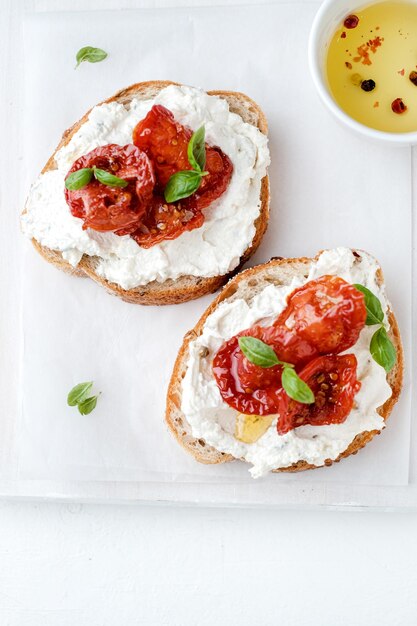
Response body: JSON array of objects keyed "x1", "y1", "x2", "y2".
[
  {"x1": 370, "y1": 327, "x2": 396, "y2": 372},
  {"x1": 75, "y1": 46, "x2": 108, "y2": 69},
  {"x1": 65, "y1": 168, "x2": 93, "y2": 191},
  {"x1": 281, "y1": 367, "x2": 315, "y2": 404},
  {"x1": 354, "y1": 284, "x2": 384, "y2": 326},
  {"x1": 187, "y1": 126, "x2": 206, "y2": 171},
  {"x1": 77, "y1": 395, "x2": 99, "y2": 415},
  {"x1": 238, "y1": 336, "x2": 280, "y2": 368},
  {"x1": 164, "y1": 170, "x2": 202, "y2": 203},
  {"x1": 67, "y1": 382, "x2": 93, "y2": 407},
  {"x1": 93, "y1": 168, "x2": 128, "y2": 188}
]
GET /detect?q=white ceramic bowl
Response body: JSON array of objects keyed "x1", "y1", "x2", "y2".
[{"x1": 308, "y1": 0, "x2": 417, "y2": 145}]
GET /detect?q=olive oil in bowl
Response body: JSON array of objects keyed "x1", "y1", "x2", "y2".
[{"x1": 326, "y1": 1, "x2": 417, "y2": 132}]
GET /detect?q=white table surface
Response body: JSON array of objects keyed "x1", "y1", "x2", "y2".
[
  {"x1": 2, "y1": 0, "x2": 417, "y2": 624},
  {"x1": 0, "y1": 501, "x2": 417, "y2": 625}
]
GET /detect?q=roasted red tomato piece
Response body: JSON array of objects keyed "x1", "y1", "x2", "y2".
[
  {"x1": 276, "y1": 354, "x2": 361, "y2": 435},
  {"x1": 65, "y1": 144, "x2": 155, "y2": 233},
  {"x1": 213, "y1": 334, "x2": 282, "y2": 415},
  {"x1": 235, "y1": 326, "x2": 284, "y2": 393},
  {"x1": 133, "y1": 105, "x2": 191, "y2": 185},
  {"x1": 186, "y1": 147, "x2": 233, "y2": 212},
  {"x1": 129, "y1": 149, "x2": 233, "y2": 247},
  {"x1": 212, "y1": 325, "x2": 318, "y2": 416},
  {"x1": 128, "y1": 196, "x2": 205, "y2": 248},
  {"x1": 276, "y1": 276, "x2": 366, "y2": 354},
  {"x1": 261, "y1": 325, "x2": 320, "y2": 366},
  {"x1": 236, "y1": 325, "x2": 319, "y2": 392},
  {"x1": 133, "y1": 104, "x2": 233, "y2": 207}
]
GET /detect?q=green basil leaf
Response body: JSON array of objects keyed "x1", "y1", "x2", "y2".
[
  {"x1": 67, "y1": 382, "x2": 93, "y2": 407},
  {"x1": 370, "y1": 327, "x2": 396, "y2": 372},
  {"x1": 281, "y1": 367, "x2": 315, "y2": 404},
  {"x1": 65, "y1": 168, "x2": 93, "y2": 191},
  {"x1": 164, "y1": 170, "x2": 202, "y2": 203},
  {"x1": 187, "y1": 126, "x2": 206, "y2": 172},
  {"x1": 93, "y1": 168, "x2": 128, "y2": 188},
  {"x1": 77, "y1": 395, "x2": 99, "y2": 415},
  {"x1": 238, "y1": 336, "x2": 280, "y2": 368},
  {"x1": 75, "y1": 46, "x2": 108, "y2": 69},
  {"x1": 354, "y1": 284, "x2": 384, "y2": 326}
]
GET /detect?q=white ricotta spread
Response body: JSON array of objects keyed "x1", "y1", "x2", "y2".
[
  {"x1": 181, "y1": 248, "x2": 393, "y2": 478},
  {"x1": 21, "y1": 85, "x2": 270, "y2": 289}
]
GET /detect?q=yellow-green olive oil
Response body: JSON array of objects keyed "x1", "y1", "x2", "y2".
[{"x1": 326, "y1": 1, "x2": 417, "y2": 132}]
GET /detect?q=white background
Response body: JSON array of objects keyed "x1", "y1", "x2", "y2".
[{"x1": 2, "y1": 0, "x2": 417, "y2": 625}]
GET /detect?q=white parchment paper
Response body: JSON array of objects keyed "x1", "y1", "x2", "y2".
[{"x1": 19, "y1": 3, "x2": 412, "y2": 487}]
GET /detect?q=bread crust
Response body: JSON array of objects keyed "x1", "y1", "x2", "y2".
[
  {"x1": 165, "y1": 251, "x2": 404, "y2": 472},
  {"x1": 24, "y1": 80, "x2": 270, "y2": 305}
]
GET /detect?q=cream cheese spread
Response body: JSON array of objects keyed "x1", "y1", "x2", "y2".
[
  {"x1": 181, "y1": 248, "x2": 393, "y2": 478},
  {"x1": 21, "y1": 85, "x2": 270, "y2": 289}
]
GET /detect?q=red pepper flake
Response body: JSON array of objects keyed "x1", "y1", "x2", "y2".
[
  {"x1": 398, "y1": 68, "x2": 405, "y2": 76},
  {"x1": 369, "y1": 36, "x2": 383, "y2": 52},
  {"x1": 341, "y1": 31, "x2": 347, "y2": 39},
  {"x1": 391, "y1": 98, "x2": 407, "y2": 114},
  {"x1": 345, "y1": 61, "x2": 352, "y2": 69},
  {"x1": 373, "y1": 101, "x2": 379, "y2": 108},
  {"x1": 353, "y1": 37, "x2": 383, "y2": 66},
  {"x1": 344, "y1": 14, "x2": 359, "y2": 29}
]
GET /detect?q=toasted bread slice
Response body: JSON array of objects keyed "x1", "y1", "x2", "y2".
[
  {"x1": 23, "y1": 81, "x2": 269, "y2": 305},
  {"x1": 165, "y1": 251, "x2": 404, "y2": 472}
]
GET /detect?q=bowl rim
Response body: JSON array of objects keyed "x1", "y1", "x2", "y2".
[{"x1": 308, "y1": 0, "x2": 417, "y2": 144}]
